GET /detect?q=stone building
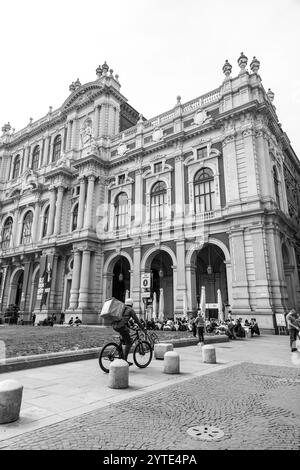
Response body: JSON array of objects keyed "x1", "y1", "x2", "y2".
[{"x1": 0, "y1": 54, "x2": 299, "y2": 332}]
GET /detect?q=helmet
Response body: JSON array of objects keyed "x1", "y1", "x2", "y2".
[{"x1": 125, "y1": 298, "x2": 133, "y2": 306}]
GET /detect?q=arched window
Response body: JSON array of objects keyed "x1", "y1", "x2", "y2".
[
  {"x1": 71, "y1": 203, "x2": 78, "y2": 231},
  {"x1": 42, "y1": 206, "x2": 49, "y2": 238},
  {"x1": 53, "y1": 135, "x2": 61, "y2": 162},
  {"x1": 32, "y1": 145, "x2": 40, "y2": 171},
  {"x1": 194, "y1": 168, "x2": 214, "y2": 213},
  {"x1": 21, "y1": 211, "x2": 33, "y2": 245},
  {"x1": 273, "y1": 166, "x2": 281, "y2": 208},
  {"x1": 150, "y1": 181, "x2": 167, "y2": 222},
  {"x1": 12, "y1": 155, "x2": 21, "y2": 179},
  {"x1": 114, "y1": 192, "x2": 128, "y2": 229},
  {"x1": 1, "y1": 217, "x2": 13, "y2": 249}
]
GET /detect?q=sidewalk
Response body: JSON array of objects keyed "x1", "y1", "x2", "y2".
[{"x1": 0, "y1": 334, "x2": 298, "y2": 444}]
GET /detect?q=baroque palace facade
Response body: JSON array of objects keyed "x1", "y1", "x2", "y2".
[{"x1": 0, "y1": 53, "x2": 300, "y2": 331}]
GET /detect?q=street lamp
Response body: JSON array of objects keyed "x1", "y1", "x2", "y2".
[{"x1": 207, "y1": 244, "x2": 213, "y2": 275}]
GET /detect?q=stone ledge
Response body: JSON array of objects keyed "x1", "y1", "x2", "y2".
[{"x1": 0, "y1": 335, "x2": 229, "y2": 373}]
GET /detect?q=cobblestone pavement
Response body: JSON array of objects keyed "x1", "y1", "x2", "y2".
[{"x1": 0, "y1": 362, "x2": 299, "y2": 450}]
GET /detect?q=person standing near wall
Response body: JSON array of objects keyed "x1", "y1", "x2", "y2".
[
  {"x1": 194, "y1": 310, "x2": 205, "y2": 345},
  {"x1": 286, "y1": 309, "x2": 300, "y2": 352}
]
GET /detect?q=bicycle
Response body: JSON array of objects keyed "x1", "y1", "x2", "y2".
[
  {"x1": 142, "y1": 328, "x2": 160, "y2": 348},
  {"x1": 98, "y1": 326, "x2": 153, "y2": 373}
]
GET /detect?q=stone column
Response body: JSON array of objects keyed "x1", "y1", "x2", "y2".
[
  {"x1": 71, "y1": 119, "x2": 77, "y2": 150},
  {"x1": 265, "y1": 225, "x2": 288, "y2": 313},
  {"x1": 78, "y1": 250, "x2": 91, "y2": 309},
  {"x1": 84, "y1": 175, "x2": 95, "y2": 229},
  {"x1": 250, "y1": 225, "x2": 272, "y2": 313},
  {"x1": 67, "y1": 121, "x2": 73, "y2": 151},
  {"x1": 47, "y1": 188, "x2": 56, "y2": 236},
  {"x1": 68, "y1": 249, "x2": 82, "y2": 309},
  {"x1": 43, "y1": 135, "x2": 50, "y2": 166},
  {"x1": 77, "y1": 177, "x2": 86, "y2": 230},
  {"x1": 134, "y1": 169, "x2": 143, "y2": 227},
  {"x1": 19, "y1": 261, "x2": 32, "y2": 313},
  {"x1": 229, "y1": 228, "x2": 251, "y2": 313},
  {"x1": 222, "y1": 134, "x2": 240, "y2": 205},
  {"x1": 186, "y1": 264, "x2": 197, "y2": 315},
  {"x1": 93, "y1": 106, "x2": 100, "y2": 139},
  {"x1": 255, "y1": 130, "x2": 273, "y2": 201},
  {"x1": 32, "y1": 202, "x2": 41, "y2": 243},
  {"x1": 53, "y1": 186, "x2": 64, "y2": 235},
  {"x1": 174, "y1": 155, "x2": 184, "y2": 215},
  {"x1": 242, "y1": 129, "x2": 259, "y2": 199},
  {"x1": 174, "y1": 239, "x2": 186, "y2": 314},
  {"x1": 132, "y1": 244, "x2": 142, "y2": 314},
  {"x1": 47, "y1": 254, "x2": 59, "y2": 311},
  {"x1": 23, "y1": 145, "x2": 30, "y2": 172}
]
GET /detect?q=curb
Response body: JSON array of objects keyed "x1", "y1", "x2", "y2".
[{"x1": 0, "y1": 335, "x2": 229, "y2": 373}]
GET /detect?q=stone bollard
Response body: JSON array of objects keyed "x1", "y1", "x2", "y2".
[
  {"x1": 154, "y1": 343, "x2": 173, "y2": 360},
  {"x1": 163, "y1": 351, "x2": 180, "y2": 374},
  {"x1": 202, "y1": 345, "x2": 216, "y2": 364},
  {"x1": 108, "y1": 359, "x2": 129, "y2": 389},
  {"x1": 0, "y1": 379, "x2": 23, "y2": 424}
]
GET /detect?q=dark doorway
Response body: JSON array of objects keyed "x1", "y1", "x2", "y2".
[
  {"x1": 196, "y1": 243, "x2": 228, "y2": 318},
  {"x1": 15, "y1": 271, "x2": 24, "y2": 307},
  {"x1": 112, "y1": 256, "x2": 130, "y2": 302},
  {"x1": 150, "y1": 251, "x2": 173, "y2": 319}
]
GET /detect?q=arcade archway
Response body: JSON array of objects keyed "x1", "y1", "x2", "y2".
[
  {"x1": 194, "y1": 243, "x2": 228, "y2": 318},
  {"x1": 150, "y1": 251, "x2": 174, "y2": 319},
  {"x1": 112, "y1": 256, "x2": 131, "y2": 303},
  {"x1": 9, "y1": 269, "x2": 24, "y2": 307}
]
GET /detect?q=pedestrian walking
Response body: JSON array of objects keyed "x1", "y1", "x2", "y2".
[
  {"x1": 194, "y1": 310, "x2": 205, "y2": 344},
  {"x1": 286, "y1": 309, "x2": 300, "y2": 352}
]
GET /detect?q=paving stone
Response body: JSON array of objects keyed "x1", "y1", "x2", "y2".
[{"x1": 0, "y1": 362, "x2": 299, "y2": 450}]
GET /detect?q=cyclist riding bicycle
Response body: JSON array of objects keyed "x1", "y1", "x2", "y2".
[{"x1": 112, "y1": 298, "x2": 144, "y2": 366}]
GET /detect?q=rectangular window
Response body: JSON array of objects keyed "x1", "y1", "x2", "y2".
[
  {"x1": 118, "y1": 174, "x2": 125, "y2": 185},
  {"x1": 154, "y1": 162, "x2": 162, "y2": 173},
  {"x1": 197, "y1": 147, "x2": 207, "y2": 159}
]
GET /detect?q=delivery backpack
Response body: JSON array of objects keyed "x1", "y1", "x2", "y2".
[{"x1": 100, "y1": 297, "x2": 126, "y2": 324}]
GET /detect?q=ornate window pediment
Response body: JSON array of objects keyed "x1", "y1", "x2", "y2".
[
  {"x1": 61, "y1": 84, "x2": 102, "y2": 112},
  {"x1": 142, "y1": 158, "x2": 173, "y2": 179},
  {"x1": 108, "y1": 171, "x2": 133, "y2": 190}
]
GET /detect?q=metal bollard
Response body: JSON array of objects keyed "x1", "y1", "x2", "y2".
[{"x1": 108, "y1": 359, "x2": 129, "y2": 389}]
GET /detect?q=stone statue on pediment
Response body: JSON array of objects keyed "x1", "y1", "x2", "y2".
[{"x1": 80, "y1": 119, "x2": 96, "y2": 149}]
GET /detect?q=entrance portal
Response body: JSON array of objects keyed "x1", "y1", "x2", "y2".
[
  {"x1": 9, "y1": 270, "x2": 24, "y2": 308},
  {"x1": 196, "y1": 244, "x2": 228, "y2": 319},
  {"x1": 150, "y1": 251, "x2": 173, "y2": 319},
  {"x1": 112, "y1": 256, "x2": 130, "y2": 303}
]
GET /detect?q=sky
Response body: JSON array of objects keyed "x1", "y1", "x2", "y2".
[{"x1": 0, "y1": 0, "x2": 299, "y2": 157}]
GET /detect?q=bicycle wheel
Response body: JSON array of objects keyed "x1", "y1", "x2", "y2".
[
  {"x1": 99, "y1": 342, "x2": 121, "y2": 373},
  {"x1": 133, "y1": 340, "x2": 153, "y2": 368}
]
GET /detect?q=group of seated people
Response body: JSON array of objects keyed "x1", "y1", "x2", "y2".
[
  {"x1": 68, "y1": 316, "x2": 82, "y2": 326},
  {"x1": 128, "y1": 314, "x2": 260, "y2": 341},
  {"x1": 200, "y1": 317, "x2": 260, "y2": 339}
]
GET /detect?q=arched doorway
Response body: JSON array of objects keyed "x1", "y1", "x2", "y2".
[
  {"x1": 195, "y1": 243, "x2": 228, "y2": 319},
  {"x1": 150, "y1": 251, "x2": 174, "y2": 320},
  {"x1": 9, "y1": 269, "x2": 24, "y2": 307},
  {"x1": 112, "y1": 256, "x2": 130, "y2": 302}
]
